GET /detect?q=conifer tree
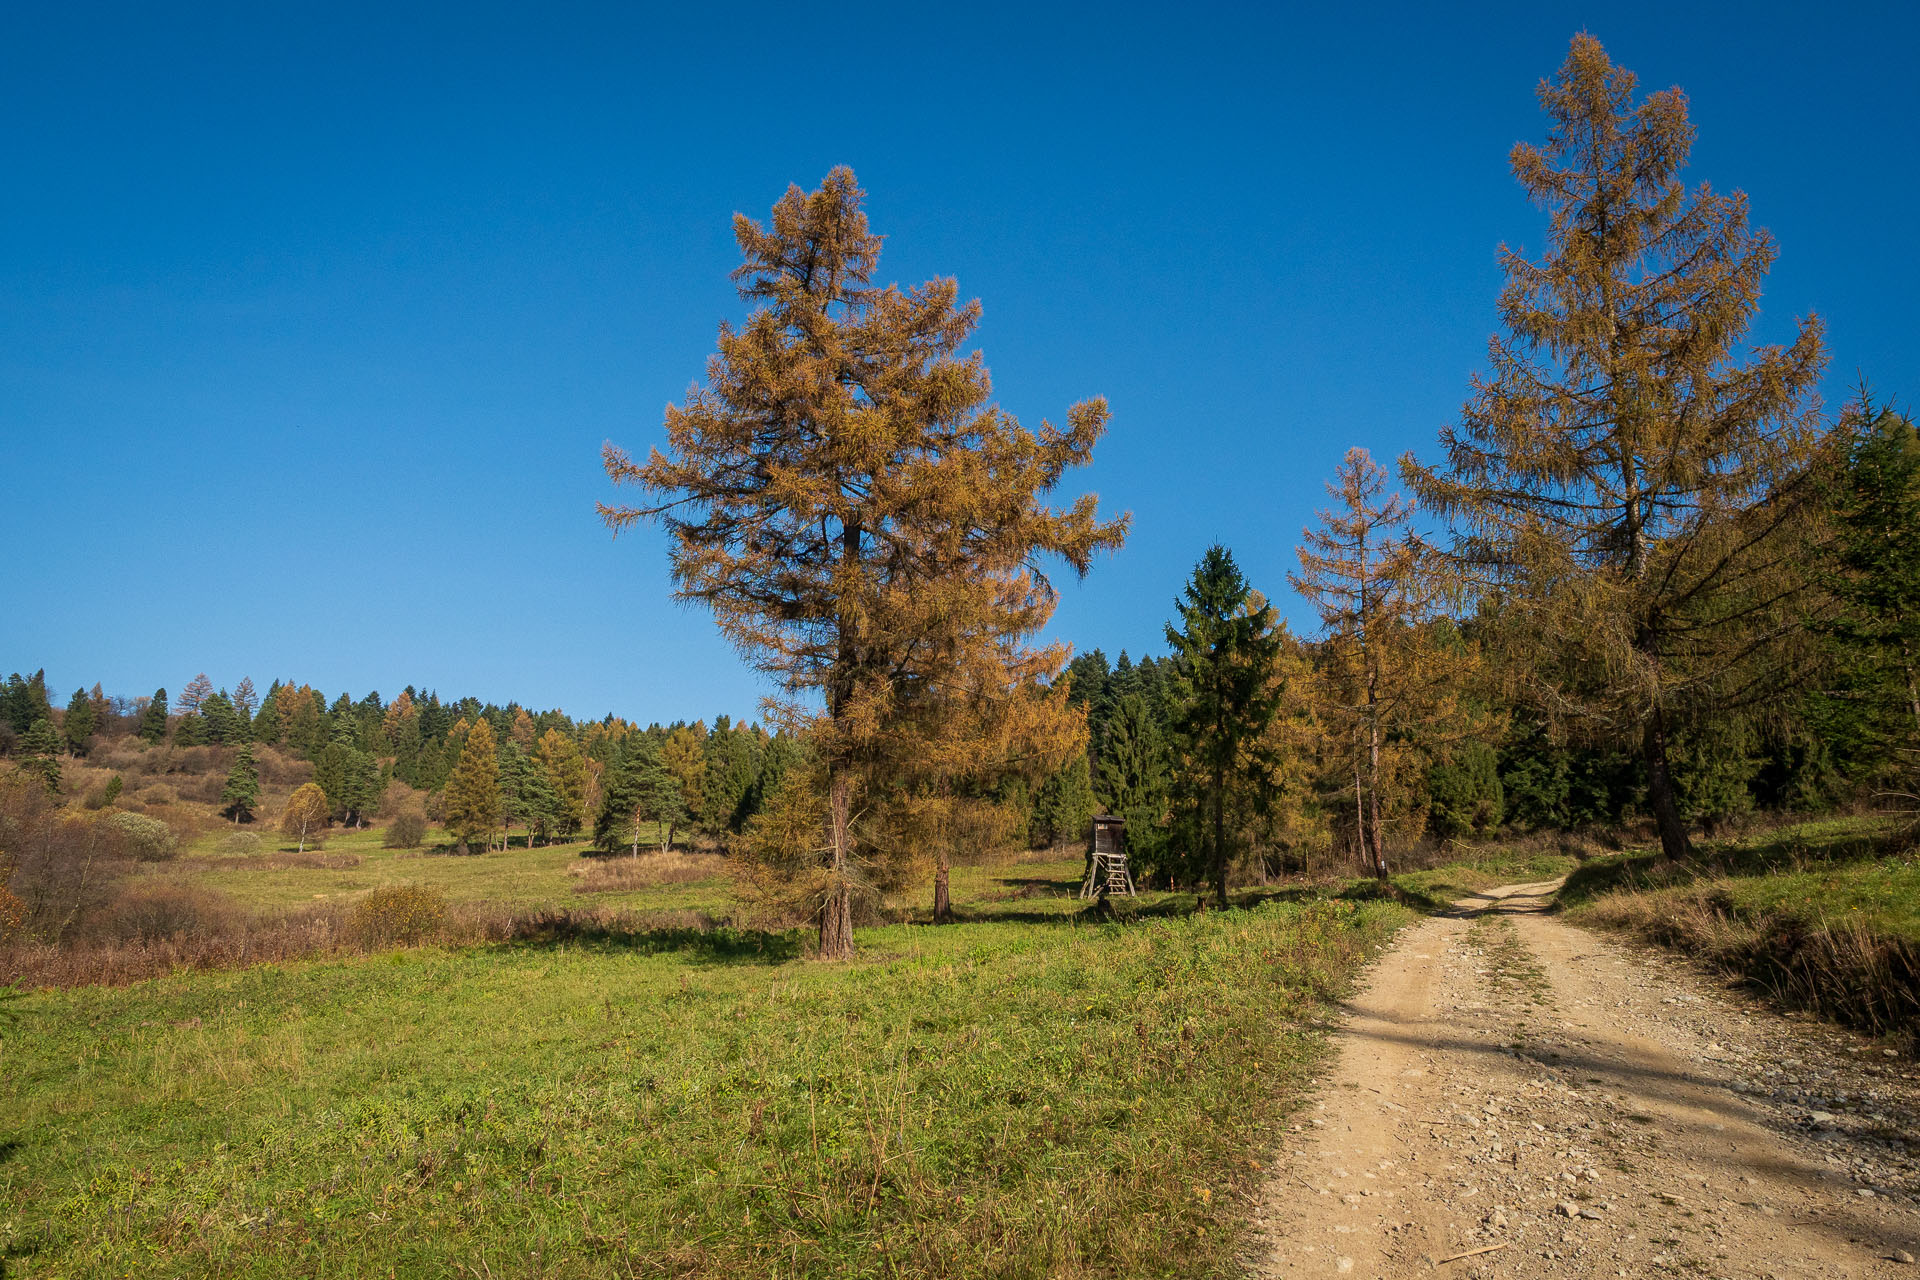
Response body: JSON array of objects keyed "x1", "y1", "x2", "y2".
[
  {"x1": 601, "y1": 168, "x2": 1124, "y2": 957},
  {"x1": 220, "y1": 743, "x2": 261, "y2": 823},
  {"x1": 250, "y1": 683, "x2": 283, "y2": 744},
  {"x1": 1402, "y1": 35, "x2": 1826, "y2": 860},
  {"x1": 201, "y1": 690, "x2": 241, "y2": 745},
  {"x1": 232, "y1": 676, "x2": 258, "y2": 722},
  {"x1": 138, "y1": 688, "x2": 169, "y2": 743},
  {"x1": 594, "y1": 735, "x2": 680, "y2": 855},
  {"x1": 176, "y1": 673, "x2": 215, "y2": 716},
  {"x1": 443, "y1": 718, "x2": 501, "y2": 854},
  {"x1": 496, "y1": 740, "x2": 534, "y2": 850},
  {"x1": 510, "y1": 708, "x2": 536, "y2": 750},
  {"x1": 63, "y1": 687, "x2": 96, "y2": 756},
  {"x1": 1166, "y1": 546, "x2": 1284, "y2": 908},
  {"x1": 534, "y1": 729, "x2": 588, "y2": 836},
  {"x1": 660, "y1": 725, "x2": 708, "y2": 849},
  {"x1": 281, "y1": 782, "x2": 329, "y2": 853},
  {"x1": 1812, "y1": 394, "x2": 1920, "y2": 784},
  {"x1": 1291, "y1": 448, "x2": 1453, "y2": 876},
  {"x1": 88, "y1": 683, "x2": 110, "y2": 734},
  {"x1": 1095, "y1": 691, "x2": 1171, "y2": 867},
  {"x1": 21, "y1": 717, "x2": 62, "y2": 794}
]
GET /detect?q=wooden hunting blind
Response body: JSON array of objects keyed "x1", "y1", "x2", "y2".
[{"x1": 1079, "y1": 814, "x2": 1136, "y2": 899}]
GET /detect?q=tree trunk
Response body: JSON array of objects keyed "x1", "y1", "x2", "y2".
[
  {"x1": 1211, "y1": 763, "x2": 1228, "y2": 910},
  {"x1": 932, "y1": 845, "x2": 953, "y2": 923},
  {"x1": 819, "y1": 768, "x2": 856, "y2": 959},
  {"x1": 1353, "y1": 756, "x2": 1367, "y2": 873},
  {"x1": 1366, "y1": 719, "x2": 1387, "y2": 880},
  {"x1": 1642, "y1": 709, "x2": 1692, "y2": 861},
  {"x1": 662, "y1": 821, "x2": 674, "y2": 856}
]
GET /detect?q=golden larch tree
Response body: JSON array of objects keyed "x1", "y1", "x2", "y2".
[
  {"x1": 443, "y1": 718, "x2": 501, "y2": 855},
  {"x1": 601, "y1": 168, "x2": 1124, "y2": 958},
  {"x1": 534, "y1": 728, "x2": 589, "y2": 837},
  {"x1": 1402, "y1": 35, "x2": 1826, "y2": 861},
  {"x1": 1291, "y1": 448, "x2": 1452, "y2": 876}
]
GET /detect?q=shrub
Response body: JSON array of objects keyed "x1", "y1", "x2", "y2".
[
  {"x1": 104, "y1": 811, "x2": 178, "y2": 862},
  {"x1": 136, "y1": 783, "x2": 178, "y2": 807},
  {"x1": 572, "y1": 851, "x2": 721, "y2": 894},
  {"x1": 383, "y1": 812, "x2": 428, "y2": 850},
  {"x1": 348, "y1": 884, "x2": 447, "y2": 946},
  {"x1": 95, "y1": 884, "x2": 239, "y2": 943},
  {"x1": 214, "y1": 831, "x2": 265, "y2": 857}
]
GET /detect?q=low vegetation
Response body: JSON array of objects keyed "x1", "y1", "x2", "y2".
[
  {"x1": 1559, "y1": 816, "x2": 1920, "y2": 1048},
  {"x1": 1, "y1": 859, "x2": 1406, "y2": 1278}
]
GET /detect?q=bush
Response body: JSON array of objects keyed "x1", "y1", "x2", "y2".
[
  {"x1": 136, "y1": 783, "x2": 178, "y2": 807},
  {"x1": 348, "y1": 884, "x2": 447, "y2": 946},
  {"x1": 383, "y1": 812, "x2": 428, "y2": 850},
  {"x1": 104, "y1": 811, "x2": 179, "y2": 862},
  {"x1": 214, "y1": 831, "x2": 265, "y2": 857},
  {"x1": 95, "y1": 884, "x2": 239, "y2": 943}
]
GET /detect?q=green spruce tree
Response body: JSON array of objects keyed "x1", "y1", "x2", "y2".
[
  {"x1": 138, "y1": 688, "x2": 169, "y2": 743},
  {"x1": 63, "y1": 687, "x2": 96, "y2": 756},
  {"x1": 1166, "y1": 546, "x2": 1284, "y2": 908},
  {"x1": 220, "y1": 744, "x2": 261, "y2": 823}
]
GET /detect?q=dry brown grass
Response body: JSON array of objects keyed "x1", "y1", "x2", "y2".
[
  {"x1": 1583, "y1": 884, "x2": 1920, "y2": 1048},
  {"x1": 0, "y1": 899, "x2": 729, "y2": 990},
  {"x1": 569, "y1": 850, "x2": 725, "y2": 894}
]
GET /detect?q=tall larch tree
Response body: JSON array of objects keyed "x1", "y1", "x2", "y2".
[
  {"x1": 1165, "y1": 546, "x2": 1284, "y2": 908},
  {"x1": 1290, "y1": 448, "x2": 1445, "y2": 877},
  {"x1": 534, "y1": 729, "x2": 589, "y2": 836},
  {"x1": 1402, "y1": 34, "x2": 1827, "y2": 861},
  {"x1": 443, "y1": 718, "x2": 501, "y2": 855},
  {"x1": 176, "y1": 673, "x2": 215, "y2": 716},
  {"x1": 232, "y1": 676, "x2": 258, "y2": 722},
  {"x1": 601, "y1": 167, "x2": 1124, "y2": 958}
]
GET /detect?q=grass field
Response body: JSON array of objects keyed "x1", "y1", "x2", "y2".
[
  {"x1": 0, "y1": 849, "x2": 1410, "y2": 1279},
  {"x1": 169, "y1": 825, "x2": 734, "y2": 917}
]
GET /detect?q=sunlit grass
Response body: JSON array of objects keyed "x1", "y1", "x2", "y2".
[{"x1": 0, "y1": 859, "x2": 1408, "y2": 1279}]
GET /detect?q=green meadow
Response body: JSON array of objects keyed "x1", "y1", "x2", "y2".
[{"x1": 1, "y1": 850, "x2": 1407, "y2": 1279}]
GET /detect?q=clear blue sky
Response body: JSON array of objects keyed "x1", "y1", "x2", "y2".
[{"x1": 3, "y1": 1, "x2": 1914, "y2": 725}]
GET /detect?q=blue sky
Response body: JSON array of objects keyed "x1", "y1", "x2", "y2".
[{"x1": 2, "y1": 1, "x2": 1914, "y2": 725}]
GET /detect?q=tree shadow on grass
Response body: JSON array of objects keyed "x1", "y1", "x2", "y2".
[{"x1": 476, "y1": 915, "x2": 805, "y2": 966}]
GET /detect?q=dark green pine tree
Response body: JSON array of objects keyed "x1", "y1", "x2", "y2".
[
  {"x1": 594, "y1": 736, "x2": 680, "y2": 855},
  {"x1": 1030, "y1": 751, "x2": 1097, "y2": 851},
  {"x1": 63, "y1": 687, "x2": 96, "y2": 756},
  {"x1": 1813, "y1": 396, "x2": 1920, "y2": 786},
  {"x1": 138, "y1": 688, "x2": 170, "y2": 743},
  {"x1": 1165, "y1": 545, "x2": 1284, "y2": 908},
  {"x1": 3, "y1": 670, "x2": 54, "y2": 736},
  {"x1": 314, "y1": 731, "x2": 380, "y2": 827},
  {"x1": 21, "y1": 717, "x2": 63, "y2": 794},
  {"x1": 250, "y1": 682, "x2": 283, "y2": 744},
  {"x1": 496, "y1": 740, "x2": 535, "y2": 848},
  {"x1": 220, "y1": 743, "x2": 262, "y2": 823},
  {"x1": 172, "y1": 714, "x2": 208, "y2": 746},
  {"x1": 1093, "y1": 691, "x2": 1171, "y2": 876},
  {"x1": 201, "y1": 690, "x2": 241, "y2": 745}
]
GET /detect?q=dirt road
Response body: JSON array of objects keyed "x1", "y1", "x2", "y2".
[{"x1": 1255, "y1": 881, "x2": 1920, "y2": 1278}]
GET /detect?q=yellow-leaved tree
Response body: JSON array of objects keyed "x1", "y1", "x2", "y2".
[
  {"x1": 1402, "y1": 35, "x2": 1827, "y2": 861},
  {"x1": 601, "y1": 168, "x2": 1124, "y2": 958}
]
